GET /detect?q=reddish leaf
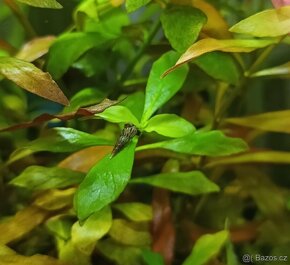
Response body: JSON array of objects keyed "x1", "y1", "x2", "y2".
[
  {"x1": 0, "y1": 57, "x2": 69, "y2": 105},
  {"x1": 0, "y1": 98, "x2": 119, "y2": 132},
  {"x1": 152, "y1": 189, "x2": 175, "y2": 265}
]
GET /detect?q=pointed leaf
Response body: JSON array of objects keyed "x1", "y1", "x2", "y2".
[
  {"x1": 10, "y1": 166, "x2": 84, "y2": 190},
  {"x1": 144, "y1": 114, "x2": 195, "y2": 138},
  {"x1": 131, "y1": 171, "x2": 219, "y2": 195},
  {"x1": 71, "y1": 207, "x2": 112, "y2": 255},
  {"x1": 230, "y1": 6, "x2": 290, "y2": 37},
  {"x1": 8, "y1": 127, "x2": 112, "y2": 164},
  {"x1": 163, "y1": 38, "x2": 278, "y2": 77},
  {"x1": 142, "y1": 51, "x2": 188, "y2": 123},
  {"x1": 47, "y1": 32, "x2": 114, "y2": 79},
  {"x1": 182, "y1": 230, "x2": 229, "y2": 265},
  {"x1": 96, "y1": 105, "x2": 140, "y2": 125},
  {"x1": 126, "y1": 0, "x2": 151, "y2": 13},
  {"x1": 226, "y1": 110, "x2": 290, "y2": 133},
  {"x1": 113, "y1": 202, "x2": 153, "y2": 222},
  {"x1": 75, "y1": 138, "x2": 137, "y2": 221},
  {"x1": 16, "y1": 0, "x2": 62, "y2": 9},
  {"x1": 0, "y1": 57, "x2": 69, "y2": 105},
  {"x1": 250, "y1": 61, "x2": 290, "y2": 78},
  {"x1": 137, "y1": 131, "x2": 248, "y2": 156},
  {"x1": 161, "y1": 6, "x2": 207, "y2": 52}
]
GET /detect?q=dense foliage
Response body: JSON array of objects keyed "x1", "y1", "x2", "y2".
[{"x1": 0, "y1": 0, "x2": 290, "y2": 264}]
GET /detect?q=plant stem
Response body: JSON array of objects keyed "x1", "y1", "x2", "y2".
[
  {"x1": 4, "y1": 0, "x2": 36, "y2": 39},
  {"x1": 119, "y1": 19, "x2": 161, "y2": 84}
]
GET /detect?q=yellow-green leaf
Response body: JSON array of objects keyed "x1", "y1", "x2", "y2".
[
  {"x1": 163, "y1": 38, "x2": 278, "y2": 77},
  {"x1": 113, "y1": 203, "x2": 153, "y2": 222},
  {"x1": 230, "y1": 6, "x2": 290, "y2": 37},
  {"x1": 226, "y1": 110, "x2": 290, "y2": 133},
  {"x1": 16, "y1": 0, "x2": 62, "y2": 9},
  {"x1": 250, "y1": 61, "x2": 290, "y2": 78}
]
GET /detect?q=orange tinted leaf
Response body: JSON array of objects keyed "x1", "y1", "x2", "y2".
[
  {"x1": 206, "y1": 150, "x2": 290, "y2": 168},
  {"x1": 16, "y1": 36, "x2": 55, "y2": 62},
  {"x1": 226, "y1": 110, "x2": 290, "y2": 133},
  {"x1": 0, "y1": 206, "x2": 48, "y2": 244},
  {"x1": 162, "y1": 38, "x2": 277, "y2": 77},
  {"x1": 0, "y1": 57, "x2": 69, "y2": 105},
  {"x1": 58, "y1": 146, "x2": 112, "y2": 173},
  {"x1": 230, "y1": 6, "x2": 290, "y2": 37}
]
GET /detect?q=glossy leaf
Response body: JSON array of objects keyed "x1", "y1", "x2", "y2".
[
  {"x1": 0, "y1": 206, "x2": 48, "y2": 244},
  {"x1": 113, "y1": 202, "x2": 153, "y2": 222},
  {"x1": 131, "y1": 171, "x2": 220, "y2": 195},
  {"x1": 126, "y1": 0, "x2": 151, "y2": 13},
  {"x1": 182, "y1": 230, "x2": 229, "y2": 265},
  {"x1": 194, "y1": 52, "x2": 240, "y2": 85},
  {"x1": 142, "y1": 249, "x2": 165, "y2": 265},
  {"x1": 0, "y1": 57, "x2": 69, "y2": 105},
  {"x1": 16, "y1": 0, "x2": 62, "y2": 9},
  {"x1": 10, "y1": 166, "x2": 84, "y2": 190},
  {"x1": 163, "y1": 38, "x2": 278, "y2": 77},
  {"x1": 161, "y1": 6, "x2": 207, "y2": 52},
  {"x1": 8, "y1": 127, "x2": 112, "y2": 164},
  {"x1": 16, "y1": 36, "x2": 55, "y2": 62},
  {"x1": 230, "y1": 6, "x2": 290, "y2": 37},
  {"x1": 96, "y1": 105, "x2": 140, "y2": 125},
  {"x1": 141, "y1": 51, "x2": 189, "y2": 123},
  {"x1": 120, "y1": 91, "x2": 145, "y2": 122},
  {"x1": 144, "y1": 114, "x2": 195, "y2": 138},
  {"x1": 71, "y1": 207, "x2": 112, "y2": 255},
  {"x1": 0, "y1": 98, "x2": 119, "y2": 133},
  {"x1": 226, "y1": 110, "x2": 290, "y2": 133},
  {"x1": 250, "y1": 61, "x2": 290, "y2": 78},
  {"x1": 75, "y1": 138, "x2": 137, "y2": 221},
  {"x1": 97, "y1": 239, "x2": 142, "y2": 265},
  {"x1": 47, "y1": 32, "x2": 114, "y2": 79},
  {"x1": 137, "y1": 131, "x2": 248, "y2": 156},
  {"x1": 109, "y1": 219, "x2": 151, "y2": 246},
  {"x1": 206, "y1": 150, "x2": 290, "y2": 168}
]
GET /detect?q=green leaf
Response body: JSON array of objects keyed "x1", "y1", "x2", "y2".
[
  {"x1": 131, "y1": 171, "x2": 219, "y2": 195},
  {"x1": 163, "y1": 38, "x2": 278, "y2": 77},
  {"x1": 16, "y1": 0, "x2": 62, "y2": 9},
  {"x1": 137, "y1": 130, "x2": 248, "y2": 156},
  {"x1": 46, "y1": 32, "x2": 114, "y2": 79},
  {"x1": 144, "y1": 114, "x2": 195, "y2": 138},
  {"x1": 109, "y1": 219, "x2": 151, "y2": 246},
  {"x1": 71, "y1": 207, "x2": 112, "y2": 255},
  {"x1": 97, "y1": 239, "x2": 142, "y2": 265},
  {"x1": 75, "y1": 138, "x2": 137, "y2": 221},
  {"x1": 10, "y1": 166, "x2": 84, "y2": 190},
  {"x1": 95, "y1": 105, "x2": 140, "y2": 126},
  {"x1": 142, "y1": 249, "x2": 165, "y2": 265},
  {"x1": 141, "y1": 51, "x2": 189, "y2": 123},
  {"x1": 250, "y1": 61, "x2": 290, "y2": 78},
  {"x1": 229, "y1": 6, "x2": 290, "y2": 37},
  {"x1": 8, "y1": 127, "x2": 112, "y2": 164},
  {"x1": 194, "y1": 52, "x2": 240, "y2": 85},
  {"x1": 161, "y1": 6, "x2": 207, "y2": 52},
  {"x1": 182, "y1": 230, "x2": 229, "y2": 265},
  {"x1": 113, "y1": 203, "x2": 153, "y2": 222},
  {"x1": 126, "y1": 0, "x2": 152, "y2": 13},
  {"x1": 0, "y1": 57, "x2": 69, "y2": 105}
]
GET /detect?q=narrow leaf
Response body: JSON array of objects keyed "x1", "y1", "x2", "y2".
[
  {"x1": 113, "y1": 203, "x2": 153, "y2": 222},
  {"x1": 16, "y1": 0, "x2": 62, "y2": 9},
  {"x1": 126, "y1": 0, "x2": 151, "y2": 13},
  {"x1": 182, "y1": 230, "x2": 229, "y2": 265},
  {"x1": 0, "y1": 57, "x2": 69, "y2": 105},
  {"x1": 162, "y1": 38, "x2": 278, "y2": 77},
  {"x1": 131, "y1": 171, "x2": 220, "y2": 195},
  {"x1": 142, "y1": 51, "x2": 188, "y2": 123},
  {"x1": 144, "y1": 114, "x2": 195, "y2": 138},
  {"x1": 161, "y1": 6, "x2": 207, "y2": 52},
  {"x1": 137, "y1": 131, "x2": 248, "y2": 156},
  {"x1": 226, "y1": 110, "x2": 290, "y2": 133},
  {"x1": 10, "y1": 166, "x2": 84, "y2": 190},
  {"x1": 75, "y1": 138, "x2": 137, "y2": 221},
  {"x1": 250, "y1": 61, "x2": 290, "y2": 78},
  {"x1": 230, "y1": 6, "x2": 290, "y2": 37}
]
